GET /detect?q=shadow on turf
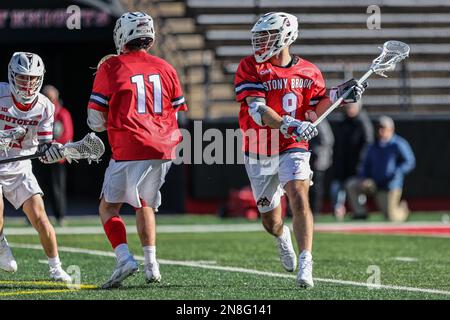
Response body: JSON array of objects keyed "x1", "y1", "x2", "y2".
[{"x1": 101, "y1": 282, "x2": 305, "y2": 292}]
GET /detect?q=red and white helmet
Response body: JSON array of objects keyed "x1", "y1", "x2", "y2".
[
  {"x1": 8, "y1": 52, "x2": 45, "y2": 104},
  {"x1": 251, "y1": 12, "x2": 299, "y2": 63},
  {"x1": 113, "y1": 11, "x2": 155, "y2": 54}
]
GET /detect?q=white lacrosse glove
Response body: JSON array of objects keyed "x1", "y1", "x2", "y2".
[
  {"x1": 330, "y1": 78, "x2": 368, "y2": 104},
  {"x1": 280, "y1": 115, "x2": 318, "y2": 142},
  {"x1": 38, "y1": 143, "x2": 65, "y2": 164}
]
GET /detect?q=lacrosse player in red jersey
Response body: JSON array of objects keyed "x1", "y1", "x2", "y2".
[
  {"x1": 87, "y1": 12, "x2": 187, "y2": 289},
  {"x1": 0, "y1": 52, "x2": 72, "y2": 282},
  {"x1": 235, "y1": 12, "x2": 367, "y2": 288}
]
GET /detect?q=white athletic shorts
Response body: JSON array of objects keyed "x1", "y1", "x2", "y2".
[
  {"x1": 0, "y1": 160, "x2": 43, "y2": 209},
  {"x1": 244, "y1": 151, "x2": 313, "y2": 213},
  {"x1": 101, "y1": 159, "x2": 172, "y2": 209}
]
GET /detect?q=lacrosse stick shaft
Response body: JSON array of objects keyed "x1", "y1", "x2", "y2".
[
  {"x1": 313, "y1": 69, "x2": 374, "y2": 127},
  {"x1": 0, "y1": 152, "x2": 45, "y2": 165}
]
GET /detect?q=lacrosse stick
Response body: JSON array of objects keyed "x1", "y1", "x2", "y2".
[
  {"x1": 91, "y1": 54, "x2": 117, "y2": 74},
  {"x1": 313, "y1": 40, "x2": 410, "y2": 126},
  {"x1": 0, "y1": 132, "x2": 105, "y2": 165},
  {"x1": 0, "y1": 127, "x2": 27, "y2": 155}
]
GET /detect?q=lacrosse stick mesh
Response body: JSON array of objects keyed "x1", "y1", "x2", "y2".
[
  {"x1": 62, "y1": 132, "x2": 105, "y2": 163},
  {"x1": 370, "y1": 40, "x2": 410, "y2": 77},
  {"x1": 0, "y1": 127, "x2": 26, "y2": 154}
]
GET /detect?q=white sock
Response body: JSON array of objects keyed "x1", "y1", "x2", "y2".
[
  {"x1": 48, "y1": 256, "x2": 61, "y2": 269},
  {"x1": 299, "y1": 250, "x2": 312, "y2": 261},
  {"x1": 114, "y1": 243, "x2": 131, "y2": 263},
  {"x1": 277, "y1": 225, "x2": 289, "y2": 239},
  {"x1": 143, "y1": 246, "x2": 156, "y2": 265}
]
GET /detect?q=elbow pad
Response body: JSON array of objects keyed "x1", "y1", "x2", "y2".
[
  {"x1": 87, "y1": 109, "x2": 107, "y2": 132},
  {"x1": 248, "y1": 101, "x2": 268, "y2": 126}
]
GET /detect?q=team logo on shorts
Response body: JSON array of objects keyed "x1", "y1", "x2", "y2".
[{"x1": 257, "y1": 196, "x2": 270, "y2": 207}]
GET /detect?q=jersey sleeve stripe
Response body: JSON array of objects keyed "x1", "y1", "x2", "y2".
[
  {"x1": 235, "y1": 87, "x2": 266, "y2": 96},
  {"x1": 90, "y1": 94, "x2": 109, "y2": 106},
  {"x1": 91, "y1": 92, "x2": 109, "y2": 101},
  {"x1": 235, "y1": 82, "x2": 265, "y2": 93},
  {"x1": 172, "y1": 96, "x2": 186, "y2": 107},
  {"x1": 38, "y1": 135, "x2": 53, "y2": 140},
  {"x1": 38, "y1": 131, "x2": 53, "y2": 136},
  {"x1": 89, "y1": 97, "x2": 109, "y2": 109},
  {"x1": 171, "y1": 95, "x2": 184, "y2": 103}
]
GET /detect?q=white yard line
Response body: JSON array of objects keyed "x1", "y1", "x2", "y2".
[
  {"x1": 4, "y1": 221, "x2": 450, "y2": 236},
  {"x1": 393, "y1": 257, "x2": 419, "y2": 262},
  {"x1": 4, "y1": 224, "x2": 264, "y2": 235},
  {"x1": 10, "y1": 243, "x2": 450, "y2": 297}
]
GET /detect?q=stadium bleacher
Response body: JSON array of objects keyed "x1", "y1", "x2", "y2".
[{"x1": 120, "y1": 0, "x2": 450, "y2": 118}]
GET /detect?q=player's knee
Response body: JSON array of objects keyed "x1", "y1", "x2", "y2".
[
  {"x1": 32, "y1": 215, "x2": 53, "y2": 233},
  {"x1": 99, "y1": 199, "x2": 121, "y2": 217},
  {"x1": 288, "y1": 191, "x2": 310, "y2": 216}
]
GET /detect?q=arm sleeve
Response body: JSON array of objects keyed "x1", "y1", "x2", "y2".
[
  {"x1": 235, "y1": 58, "x2": 266, "y2": 102},
  {"x1": 308, "y1": 69, "x2": 327, "y2": 110},
  {"x1": 171, "y1": 68, "x2": 187, "y2": 111},
  {"x1": 38, "y1": 102, "x2": 55, "y2": 143},
  {"x1": 87, "y1": 109, "x2": 108, "y2": 132},
  {"x1": 87, "y1": 63, "x2": 111, "y2": 113},
  {"x1": 397, "y1": 139, "x2": 416, "y2": 174}
]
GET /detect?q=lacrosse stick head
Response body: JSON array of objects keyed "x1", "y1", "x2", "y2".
[
  {"x1": 370, "y1": 40, "x2": 410, "y2": 77},
  {"x1": 0, "y1": 127, "x2": 26, "y2": 154},
  {"x1": 62, "y1": 132, "x2": 105, "y2": 164}
]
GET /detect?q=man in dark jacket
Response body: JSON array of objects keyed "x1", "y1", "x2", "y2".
[
  {"x1": 309, "y1": 119, "x2": 334, "y2": 216},
  {"x1": 330, "y1": 101, "x2": 373, "y2": 220},
  {"x1": 346, "y1": 116, "x2": 415, "y2": 221}
]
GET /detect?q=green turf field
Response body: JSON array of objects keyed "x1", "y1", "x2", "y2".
[{"x1": 1, "y1": 213, "x2": 450, "y2": 300}]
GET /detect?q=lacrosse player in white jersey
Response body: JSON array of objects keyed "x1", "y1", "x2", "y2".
[{"x1": 0, "y1": 52, "x2": 72, "y2": 282}]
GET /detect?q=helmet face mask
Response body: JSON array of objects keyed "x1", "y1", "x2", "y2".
[
  {"x1": 113, "y1": 12, "x2": 155, "y2": 54},
  {"x1": 14, "y1": 74, "x2": 42, "y2": 102},
  {"x1": 8, "y1": 52, "x2": 45, "y2": 104},
  {"x1": 251, "y1": 12, "x2": 299, "y2": 63},
  {"x1": 251, "y1": 30, "x2": 281, "y2": 61}
]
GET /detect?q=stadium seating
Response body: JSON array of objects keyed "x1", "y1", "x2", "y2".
[{"x1": 121, "y1": 0, "x2": 450, "y2": 118}]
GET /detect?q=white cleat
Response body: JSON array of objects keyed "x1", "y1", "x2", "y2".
[
  {"x1": 145, "y1": 262, "x2": 161, "y2": 283},
  {"x1": 276, "y1": 225, "x2": 297, "y2": 272},
  {"x1": 0, "y1": 237, "x2": 18, "y2": 273},
  {"x1": 297, "y1": 258, "x2": 314, "y2": 289},
  {"x1": 101, "y1": 255, "x2": 139, "y2": 289},
  {"x1": 50, "y1": 266, "x2": 72, "y2": 283}
]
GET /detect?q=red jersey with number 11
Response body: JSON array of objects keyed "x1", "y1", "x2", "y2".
[
  {"x1": 88, "y1": 50, "x2": 187, "y2": 161},
  {"x1": 235, "y1": 55, "x2": 326, "y2": 156}
]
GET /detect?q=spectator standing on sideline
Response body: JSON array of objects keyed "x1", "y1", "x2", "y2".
[
  {"x1": 346, "y1": 116, "x2": 415, "y2": 222},
  {"x1": 330, "y1": 101, "x2": 373, "y2": 220},
  {"x1": 42, "y1": 85, "x2": 74, "y2": 226},
  {"x1": 309, "y1": 119, "x2": 334, "y2": 216}
]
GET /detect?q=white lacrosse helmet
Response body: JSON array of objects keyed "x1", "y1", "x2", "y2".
[
  {"x1": 8, "y1": 52, "x2": 45, "y2": 104},
  {"x1": 251, "y1": 12, "x2": 299, "y2": 63},
  {"x1": 113, "y1": 11, "x2": 155, "y2": 54}
]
